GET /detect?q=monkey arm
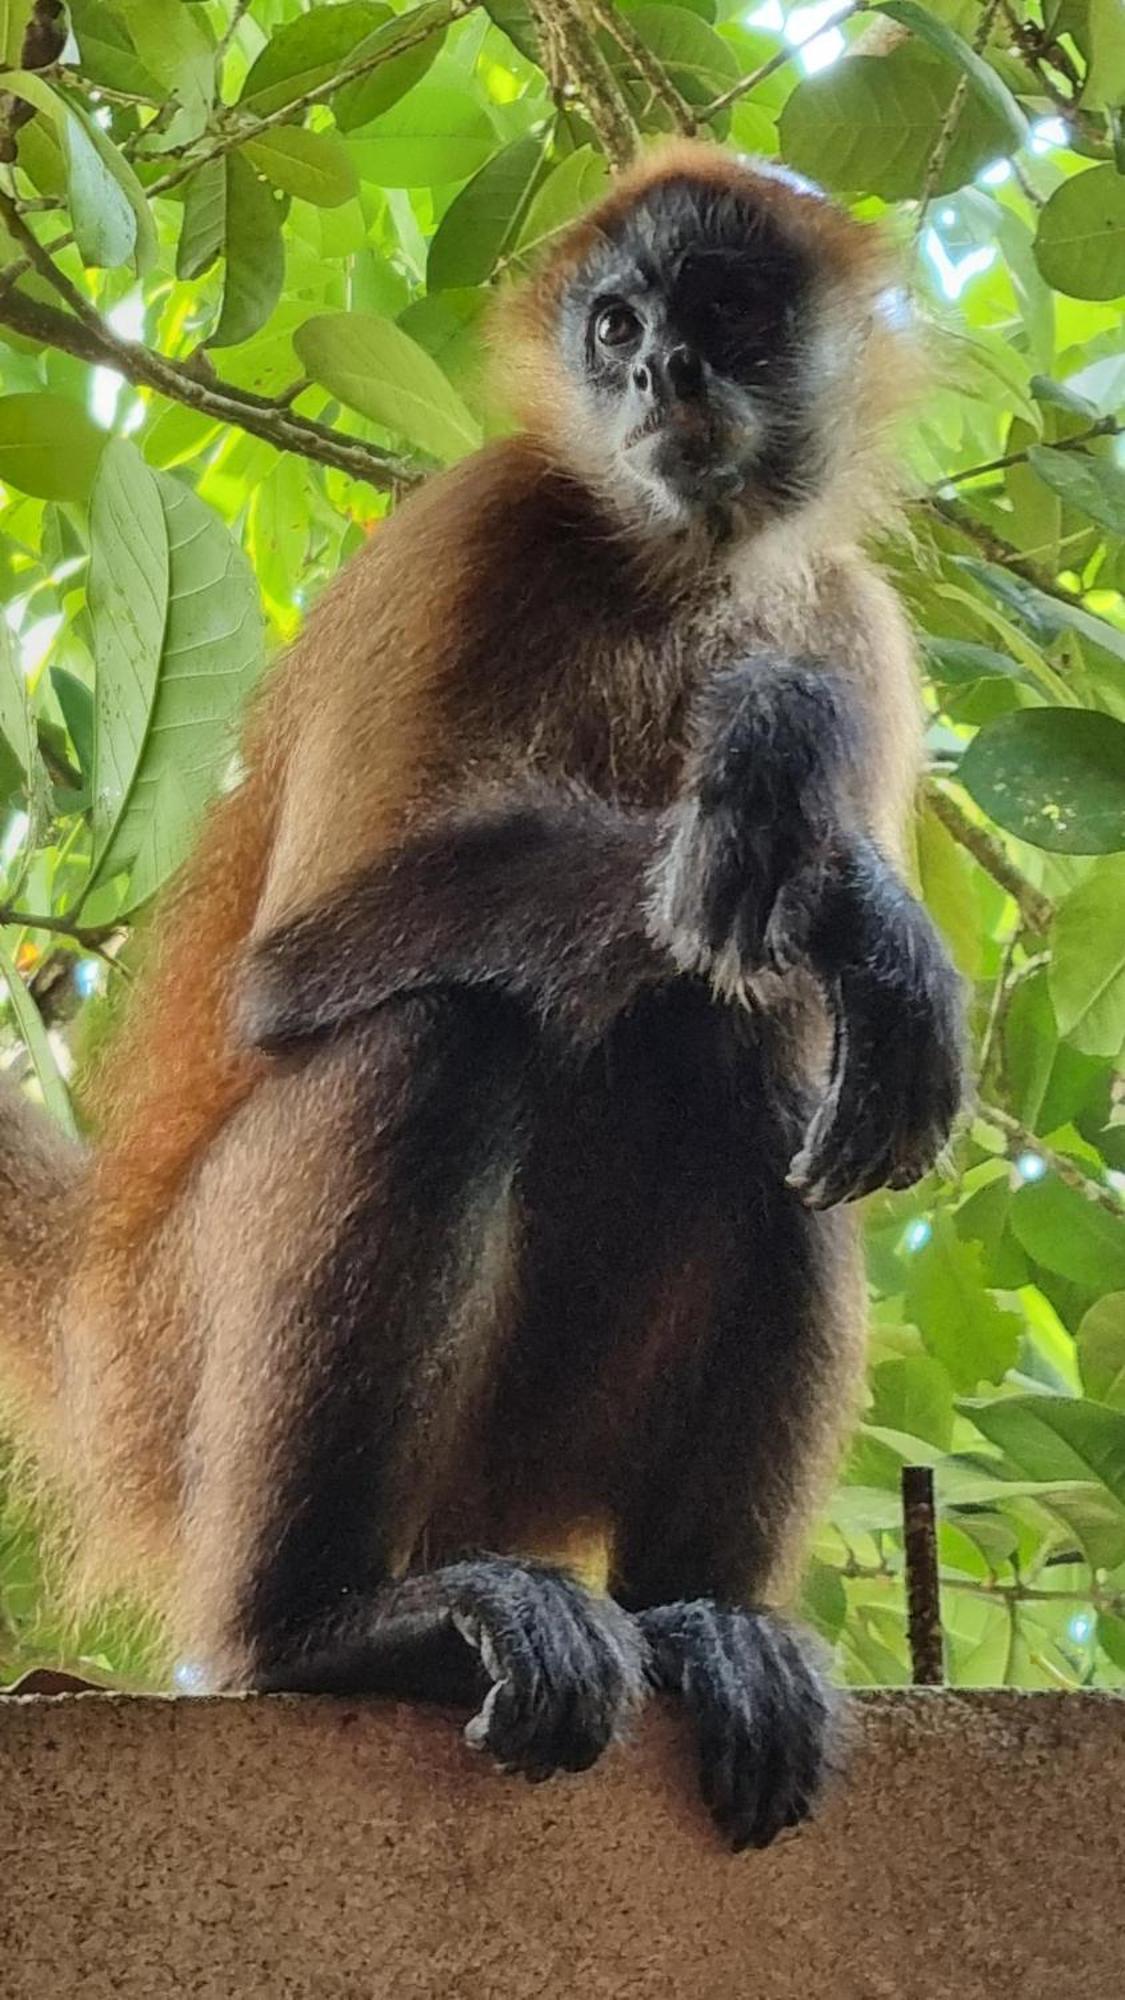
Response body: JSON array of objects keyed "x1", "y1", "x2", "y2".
[
  {"x1": 237, "y1": 788, "x2": 669, "y2": 1053},
  {"x1": 650, "y1": 653, "x2": 965, "y2": 1204}
]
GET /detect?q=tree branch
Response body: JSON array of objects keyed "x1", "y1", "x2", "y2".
[
  {"x1": 584, "y1": 0, "x2": 696, "y2": 136},
  {"x1": 943, "y1": 419, "x2": 1123, "y2": 489},
  {"x1": 924, "y1": 494, "x2": 1086, "y2": 603},
  {"x1": 0, "y1": 284, "x2": 416, "y2": 491},
  {"x1": 913, "y1": 0, "x2": 1004, "y2": 239},
  {"x1": 0, "y1": 904, "x2": 122, "y2": 964},
  {"x1": 529, "y1": 0, "x2": 639, "y2": 168},
  {"x1": 977, "y1": 1101, "x2": 1125, "y2": 1218},
  {"x1": 924, "y1": 781, "x2": 1055, "y2": 934},
  {"x1": 141, "y1": 0, "x2": 481, "y2": 196},
  {"x1": 703, "y1": 0, "x2": 866, "y2": 121}
]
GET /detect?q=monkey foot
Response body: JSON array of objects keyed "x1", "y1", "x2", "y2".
[
  {"x1": 445, "y1": 1557, "x2": 648, "y2": 1782},
  {"x1": 637, "y1": 1600, "x2": 839, "y2": 1851}
]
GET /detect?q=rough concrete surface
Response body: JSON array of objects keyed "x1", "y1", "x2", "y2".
[{"x1": 0, "y1": 1687, "x2": 1121, "y2": 1999}]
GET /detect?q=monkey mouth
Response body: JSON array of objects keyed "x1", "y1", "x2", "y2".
[{"x1": 624, "y1": 408, "x2": 712, "y2": 452}]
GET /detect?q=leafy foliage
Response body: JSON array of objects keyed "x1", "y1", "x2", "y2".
[{"x1": 0, "y1": 0, "x2": 1123, "y2": 1695}]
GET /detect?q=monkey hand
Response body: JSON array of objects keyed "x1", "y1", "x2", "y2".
[
  {"x1": 782, "y1": 838, "x2": 966, "y2": 1208},
  {"x1": 443, "y1": 1558, "x2": 648, "y2": 1781},
  {"x1": 650, "y1": 659, "x2": 857, "y2": 984}
]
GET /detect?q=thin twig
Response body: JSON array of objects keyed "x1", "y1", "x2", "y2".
[
  {"x1": 216, "y1": 0, "x2": 255, "y2": 64},
  {"x1": 978, "y1": 1102, "x2": 1125, "y2": 1217},
  {"x1": 944, "y1": 419, "x2": 1123, "y2": 488},
  {"x1": 704, "y1": 0, "x2": 866, "y2": 121},
  {"x1": 585, "y1": 0, "x2": 695, "y2": 135},
  {"x1": 914, "y1": 0, "x2": 1004, "y2": 240},
  {"x1": 141, "y1": 0, "x2": 480, "y2": 195},
  {"x1": 924, "y1": 782, "x2": 1054, "y2": 934},
  {"x1": 834, "y1": 1554, "x2": 1125, "y2": 1616},
  {"x1": 0, "y1": 905, "x2": 121, "y2": 964},
  {"x1": 925, "y1": 494, "x2": 1086, "y2": 604}
]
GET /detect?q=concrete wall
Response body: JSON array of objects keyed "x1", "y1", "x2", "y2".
[{"x1": 1, "y1": 1688, "x2": 1121, "y2": 1999}]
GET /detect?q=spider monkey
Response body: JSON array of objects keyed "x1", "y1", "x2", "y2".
[{"x1": 0, "y1": 142, "x2": 963, "y2": 1851}]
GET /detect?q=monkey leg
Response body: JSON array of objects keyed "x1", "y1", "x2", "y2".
[
  {"x1": 607, "y1": 1056, "x2": 862, "y2": 1851},
  {"x1": 177, "y1": 994, "x2": 644, "y2": 1775}
]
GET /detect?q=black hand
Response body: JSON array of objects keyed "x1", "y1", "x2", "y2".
[
  {"x1": 638, "y1": 1601, "x2": 839, "y2": 1852},
  {"x1": 440, "y1": 1559, "x2": 648, "y2": 1781},
  {"x1": 784, "y1": 838, "x2": 966, "y2": 1208},
  {"x1": 653, "y1": 659, "x2": 858, "y2": 978}
]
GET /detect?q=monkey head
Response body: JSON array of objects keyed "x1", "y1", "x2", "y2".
[{"x1": 503, "y1": 142, "x2": 916, "y2": 537}]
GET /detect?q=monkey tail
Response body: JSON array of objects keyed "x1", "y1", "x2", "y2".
[{"x1": 0, "y1": 1072, "x2": 86, "y2": 1451}]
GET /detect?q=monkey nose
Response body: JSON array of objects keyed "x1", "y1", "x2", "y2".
[{"x1": 666, "y1": 345, "x2": 704, "y2": 400}]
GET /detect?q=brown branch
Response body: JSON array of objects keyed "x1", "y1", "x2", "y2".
[
  {"x1": 924, "y1": 781, "x2": 1055, "y2": 934},
  {"x1": 902, "y1": 1466, "x2": 944, "y2": 1687},
  {"x1": 944, "y1": 419, "x2": 1123, "y2": 488},
  {"x1": 703, "y1": 0, "x2": 866, "y2": 120},
  {"x1": 0, "y1": 904, "x2": 121, "y2": 963},
  {"x1": 529, "y1": 0, "x2": 639, "y2": 168},
  {"x1": 0, "y1": 285, "x2": 416, "y2": 491},
  {"x1": 585, "y1": 0, "x2": 696, "y2": 136},
  {"x1": 978, "y1": 1102, "x2": 1125, "y2": 1218}
]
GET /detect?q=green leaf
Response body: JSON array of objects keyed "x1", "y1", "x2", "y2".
[
  {"x1": 334, "y1": 1, "x2": 452, "y2": 131},
  {"x1": 1077, "y1": 1295, "x2": 1125, "y2": 1411},
  {"x1": 68, "y1": 0, "x2": 162, "y2": 99},
  {"x1": 1028, "y1": 444, "x2": 1125, "y2": 537},
  {"x1": 294, "y1": 309, "x2": 481, "y2": 461},
  {"x1": 347, "y1": 80, "x2": 495, "y2": 186},
  {"x1": 0, "y1": 614, "x2": 33, "y2": 790},
  {"x1": 870, "y1": 1353, "x2": 955, "y2": 1450},
  {"x1": 612, "y1": 5, "x2": 739, "y2": 116},
  {"x1": 1034, "y1": 167, "x2": 1125, "y2": 304},
  {"x1": 482, "y1": 0, "x2": 540, "y2": 63},
  {"x1": 1010, "y1": 1177, "x2": 1125, "y2": 1292},
  {"x1": 7, "y1": 68, "x2": 156, "y2": 274},
  {"x1": 113, "y1": 0, "x2": 213, "y2": 130},
  {"x1": 50, "y1": 666, "x2": 94, "y2": 785},
  {"x1": 428, "y1": 133, "x2": 545, "y2": 290},
  {"x1": 778, "y1": 49, "x2": 1012, "y2": 201},
  {"x1": 93, "y1": 454, "x2": 264, "y2": 911},
  {"x1": 1086, "y1": 0, "x2": 1125, "y2": 113},
  {"x1": 1049, "y1": 857, "x2": 1125, "y2": 1058},
  {"x1": 88, "y1": 440, "x2": 168, "y2": 868},
  {"x1": 242, "y1": 128, "x2": 359, "y2": 209},
  {"x1": 875, "y1": 0, "x2": 1028, "y2": 145},
  {"x1": 0, "y1": 938, "x2": 76, "y2": 1137},
  {"x1": 0, "y1": 394, "x2": 105, "y2": 501},
  {"x1": 963, "y1": 1394, "x2": 1125, "y2": 1542},
  {"x1": 176, "y1": 156, "x2": 225, "y2": 282},
  {"x1": 957, "y1": 708, "x2": 1125, "y2": 855},
  {"x1": 904, "y1": 1214, "x2": 1021, "y2": 1391},
  {"x1": 514, "y1": 145, "x2": 609, "y2": 258},
  {"x1": 207, "y1": 153, "x2": 286, "y2": 351},
  {"x1": 6, "y1": 70, "x2": 132, "y2": 268},
  {"x1": 241, "y1": 2, "x2": 390, "y2": 114}
]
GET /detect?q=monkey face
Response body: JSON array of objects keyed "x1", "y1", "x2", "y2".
[{"x1": 557, "y1": 169, "x2": 848, "y2": 527}]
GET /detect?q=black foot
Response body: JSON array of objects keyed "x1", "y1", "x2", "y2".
[
  {"x1": 444, "y1": 1558, "x2": 648, "y2": 1781},
  {"x1": 638, "y1": 1600, "x2": 839, "y2": 1851}
]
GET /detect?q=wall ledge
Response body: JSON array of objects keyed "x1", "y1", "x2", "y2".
[{"x1": 1, "y1": 1687, "x2": 1122, "y2": 1998}]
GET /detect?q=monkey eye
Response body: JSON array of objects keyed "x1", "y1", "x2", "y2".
[{"x1": 593, "y1": 302, "x2": 642, "y2": 351}]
